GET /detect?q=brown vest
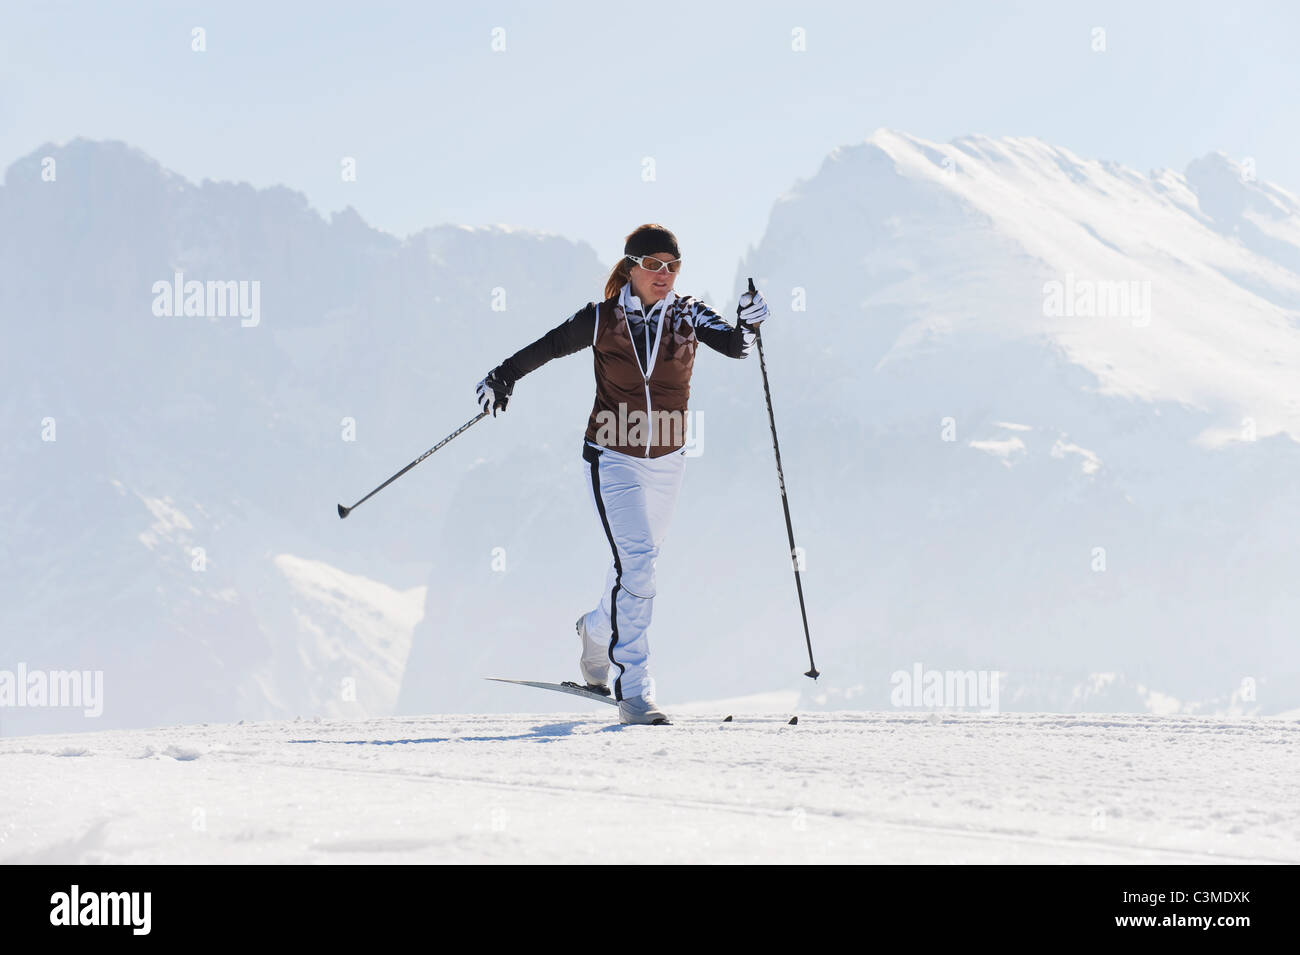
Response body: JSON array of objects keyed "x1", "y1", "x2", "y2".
[{"x1": 584, "y1": 293, "x2": 698, "y2": 457}]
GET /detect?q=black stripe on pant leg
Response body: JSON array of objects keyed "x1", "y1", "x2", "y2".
[{"x1": 584, "y1": 443, "x2": 627, "y2": 701}]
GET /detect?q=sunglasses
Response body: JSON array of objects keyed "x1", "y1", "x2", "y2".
[{"x1": 627, "y1": 254, "x2": 683, "y2": 274}]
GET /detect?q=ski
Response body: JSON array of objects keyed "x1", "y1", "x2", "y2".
[
  {"x1": 486, "y1": 679, "x2": 797, "y2": 725},
  {"x1": 486, "y1": 678, "x2": 619, "y2": 707}
]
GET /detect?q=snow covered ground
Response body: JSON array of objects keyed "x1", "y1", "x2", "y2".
[{"x1": 2, "y1": 709, "x2": 1296, "y2": 864}]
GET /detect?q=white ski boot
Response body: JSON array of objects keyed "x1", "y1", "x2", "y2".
[
  {"x1": 619, "y1": 695, "x2": 672, "y2": 726},
  {"x1": 576, "y1": 614, "x2": 611, "y2": 697}
]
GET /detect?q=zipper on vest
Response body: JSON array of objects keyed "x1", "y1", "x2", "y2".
[
  {"x1": 642, "y1": 374, "x2": 652, "y2": 457},
  {"x1": 622, "y1": 293, "x2": 670, "y2": 458}
]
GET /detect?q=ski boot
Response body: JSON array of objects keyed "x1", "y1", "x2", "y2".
[
  {"x1": 576, "y1": 614, "x2": 611, "y2": 697},
  {"x1": 619, "y1": 695, "x2": 672, "y2": 726}
]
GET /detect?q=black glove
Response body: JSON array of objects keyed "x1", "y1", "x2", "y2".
[{"x1": 475, "y1": 368, "x2": 514, "y2": 416}]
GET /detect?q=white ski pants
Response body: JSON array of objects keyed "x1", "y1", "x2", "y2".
[{"x1": 580, "y1": 440, "x2": 687, "y2": 702}]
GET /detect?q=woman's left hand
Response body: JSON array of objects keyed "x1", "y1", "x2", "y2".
[{"x1": 737, "y1": 289, "x2": 769, "y2": 325}]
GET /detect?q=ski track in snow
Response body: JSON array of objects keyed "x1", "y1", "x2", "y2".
[{"x1": 1, "y1": 712, "x2": 1296, "y2": 864}]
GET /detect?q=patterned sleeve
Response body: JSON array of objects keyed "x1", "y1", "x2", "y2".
[
  {"x1": 689, "y1": 299, "x2": 756, "y2": 359},
  {"x1": 493, "y1": 302, "x2": 598, "y2": 385}
]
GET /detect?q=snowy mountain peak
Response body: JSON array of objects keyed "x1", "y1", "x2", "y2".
[{"x1": 768, "y1": 128, "x2": 1300, "y2": 447}]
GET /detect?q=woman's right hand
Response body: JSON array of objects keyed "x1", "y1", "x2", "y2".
[{"x1": 476, "y1": 369, "x2": 514, "y2": 416}]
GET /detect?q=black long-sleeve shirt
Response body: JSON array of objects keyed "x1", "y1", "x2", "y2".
[{"x1": 494, "y1": 293, "x2": 755, "y2": 386}]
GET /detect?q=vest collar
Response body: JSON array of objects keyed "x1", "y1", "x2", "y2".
[{"x1": 620, "y1": 282, "x2": 676, "y2": 320}]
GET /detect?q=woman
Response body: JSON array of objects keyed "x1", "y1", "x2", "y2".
[{"x1": 475, "y1": 224, "x2": 769, "y2": 725}]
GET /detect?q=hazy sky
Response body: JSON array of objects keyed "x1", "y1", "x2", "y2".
[{"x1": 3, "y1": 0, "x2": 1297, "y2": 305}]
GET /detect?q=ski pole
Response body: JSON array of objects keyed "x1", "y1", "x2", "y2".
[
  {"x1": 337, "y1": 410, "x2": 489, "y2": 518},
  {"x1": 746, "y1": 277, "x2": 820, "y2": 679}
]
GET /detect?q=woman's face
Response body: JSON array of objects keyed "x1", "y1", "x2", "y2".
[{"x1": 628, "y1": 251, "x2": 680, "y2": 305}]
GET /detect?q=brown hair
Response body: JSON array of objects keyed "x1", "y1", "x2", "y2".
[{"x1": 604, "y1": 223, "x2": 679, "y2": 300}]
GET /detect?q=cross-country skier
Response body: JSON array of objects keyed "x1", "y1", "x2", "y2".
[{"x1": 475, "y1": 224, "x2": 769, "y2": 724}]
